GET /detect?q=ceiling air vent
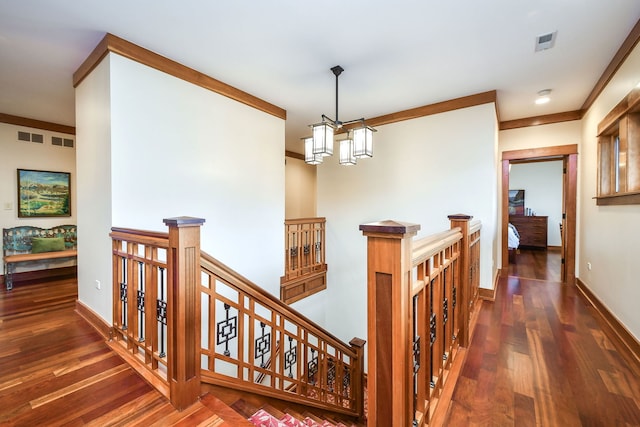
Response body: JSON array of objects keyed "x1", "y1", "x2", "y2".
[{"x1": 535, "y1": 31, "x2": 557, "y2": 52}]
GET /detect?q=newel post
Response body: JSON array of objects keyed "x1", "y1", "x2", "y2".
[
  {"x1": 448, "y1": 214, "x2": 472, "y2": 348},
  {"x1": 359, "y1": 220, "x2": 420, "y2": 427},
  {"x1": 349, "y1": 337, "x2": 367, "y2": 420},
  {"x1": 163, "y1": 216, "x2": 206, "y2": 410}
]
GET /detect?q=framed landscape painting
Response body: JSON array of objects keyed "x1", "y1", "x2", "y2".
[
  {"x1": 17, "y1": 169, "x2": 71, "y2": 217},
  {"x1": 508, "y1": 189, "x2": 525, "y2": 215}
]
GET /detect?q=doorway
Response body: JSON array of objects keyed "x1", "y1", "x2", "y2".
[{"x1": 501, "y1": 145, "x2": 578, "y2": 284}]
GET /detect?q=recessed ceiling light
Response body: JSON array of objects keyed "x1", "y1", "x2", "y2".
[{"x1": 535, "y1": 89, "x2": 551, "y2": 105}]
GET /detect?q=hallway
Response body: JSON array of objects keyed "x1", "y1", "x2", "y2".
[{"x1": 445, "y1": 249, "x2": 640, "y2": 425}]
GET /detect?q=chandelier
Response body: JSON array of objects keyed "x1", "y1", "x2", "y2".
[{"x1": 304, "y1": 65, "x2": 376, "y2": 165}]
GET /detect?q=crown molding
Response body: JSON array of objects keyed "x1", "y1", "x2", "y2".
[
  {"x1": 359, "y1": 90, "x2": 497, "y2": 129},
  {"x1": 499, "y1": 110, "x2": 583, "y2": 131},
  {"x1": 0, "y1": 112, "x2": 76, "y2": 135},
  {"x1": 73, "y1": 33, "x2": 287, "y2": 120},
  {"x1": 581, "y1": 17, "x2": 640, "y2": 112}
]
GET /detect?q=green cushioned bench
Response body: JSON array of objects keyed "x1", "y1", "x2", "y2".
[{"x1": 2, "y1": 225, "x2": 77, "y2": 290}]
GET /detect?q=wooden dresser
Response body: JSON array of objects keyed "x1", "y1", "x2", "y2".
[{"x1": 509, "y1": 215, "x2": 548, "y2": 249}]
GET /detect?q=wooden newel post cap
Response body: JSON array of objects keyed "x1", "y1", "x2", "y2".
[
  {"x1": 359, "y1": 220, "x2": 421, "y2": 236},
  {"x1": 447, "y1": 214, "x2": 473, "y2": 221},
  {"x1": 163, "y1": 216, "x2": 206, "y2": 227}
]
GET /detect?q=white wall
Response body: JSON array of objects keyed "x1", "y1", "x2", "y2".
[
  {"x1": 509, "y1": 161, "x2": 563, "y2": 246},
  {"x1": 0, "y1": 122, "x2": 76, "y2": 274},
  {"x1": 75, "y1": 53, "x2": 285, "y2": 323},
  {"x1": 500, "y1": 121, "x2": 582, "y2": 152},
  {"x1": 310, "y1": 103, "x2": 499, "y2": 345},
  {"x1": 285, "y1": 156, "x2": 316, "y2": 219},
  {"x1": 579, "y1": 43, "x2": 640, "y2": 342},
  {"x1": 75, "y1": 57, "x2": 113, "y2": 320}
]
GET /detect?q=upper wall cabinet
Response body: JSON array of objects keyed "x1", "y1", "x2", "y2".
[{"x1": 596, "y1": 87, "x2": 640, "y2": 205}]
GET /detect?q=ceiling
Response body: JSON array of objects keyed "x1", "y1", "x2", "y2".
[{"x1": 2, "y1": 1, "x2": 640, "y2": 154}]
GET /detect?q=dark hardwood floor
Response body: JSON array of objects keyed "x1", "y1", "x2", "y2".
[
  {"x1": 445, "y1": 248, "x2": 640, "y2": 426},
  {"x1": 0, "y1": 279, "x2": 250, "y2": 426}
]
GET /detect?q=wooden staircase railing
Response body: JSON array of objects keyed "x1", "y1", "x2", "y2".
[
  {"x1": 110, "y1": 217, "x2": 365, "y2": 418},
  {"x1": 200, "y1": 251, "x2": 365, "y2": 418},
  {"x1": 359, "y1": 214, "x2": 481, "y2": 426},
  {"x1": 280, "y1": 217, "x2": 327, "y2": 304}
]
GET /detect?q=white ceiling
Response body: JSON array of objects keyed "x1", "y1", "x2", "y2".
[{"x1": 1, "y1": 1, "x2": 640, "y2": 153}]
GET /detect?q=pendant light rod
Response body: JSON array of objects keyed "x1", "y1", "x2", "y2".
[{"x1": 331, "y1": 65, "x2": 344, "y2": 127}]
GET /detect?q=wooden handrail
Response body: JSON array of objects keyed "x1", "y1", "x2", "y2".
[
  {"x1": 199, "y1": 250, "x2": 365, "y2": 417},
  {"x1": 201, "y1": 251, "x2": 353, "y2": 353},
  {"x1": 361, "y1": 214, "x2": 481, "y2": 426},
  {"x1": 412, "y1": 228, "x2": 462, "y2": 266}
]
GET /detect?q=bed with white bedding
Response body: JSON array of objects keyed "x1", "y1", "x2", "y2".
[{"x1": 508, "y1": 223, "x2": 520, "y2": 263}]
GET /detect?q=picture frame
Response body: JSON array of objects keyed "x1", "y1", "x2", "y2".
[
  {"x1": 508, "y1": 189, "x2": 525, "y2": 215},
  {"x1": 17, "y1": 169, "x2": 71, "y2": 217}
]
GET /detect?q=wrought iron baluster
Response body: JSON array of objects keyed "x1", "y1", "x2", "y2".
[
  {"x1": 156, "y1": 266, "x2": 167, "y2": 358},
  {"x1": 429, "y1": 278, "x2": 436, "y2": 388},
  {"x1": 284, "y1": 336, "x2": 297, "y2": 378},
  {"x1": 308, "y1": 348, "x2": 318, "y2": 385},
  {"x1": 120, "y1": 256, "x2": 128, "y2": 330},
  {"x1": 452, "y1": 263, "x2": 457, "y2": 341},
  {"x1": 254, "y1": 322, "x2": 271, "y2": 368},
  {"x1": 443, "y1": 267, "x2": 448, "y2": 361},
  {"x1": 412, "y1": 294, "x2": 420, "y2": 425},
  {"x1": 137, "y1": 261, "x2": 145, "y2": 342},
  {"x1": 327, "y1": 358, "x2": 336, "y2": 392},
  {"x1": 216, "y1": 303, "x2": 237, "y2": 357}
]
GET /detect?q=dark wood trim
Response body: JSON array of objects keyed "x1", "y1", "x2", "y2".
[
  {"x1": 73, "y1": 33, "x2": 287, "y2": 120},
  {"x1": 576, "y1": 278, "x2": 640, "y2": 375},
  {"x1": 285, "y1": 150, "x2": 305, "y2": 161},
  {"x1": 0, "y1": 266, "x2": 76, "y2": 286},
  {"x1": 597, "y1": 87, "x2": 640, "y2": 135},
  {"x1": 479, "y1": 271, "x2": 500, "y2": 301},
  {"x1": 499, "y1": 110, "x2": 583, "y2": 131},
  {"x1": 582, "y1": 18, "x2": 640, "y2": 112},
  {"x1": 0, "y1": 112, "x2": 76, "y2": 135},
  {"x1": 595, "y1": 191, "x2": 640, "y2": 205},
  {"x1": 359, "y1": 90, "x2": 497, "y2": 129},
  {"x1": 75, "y1": 300, "x2": 113, "y2": 340},
  {"x1": 501, "y1": 144, "x2": 578, "y2": 161},
  {"x1": 501, "y1": 146, "x2": 578, "y2": 284}
]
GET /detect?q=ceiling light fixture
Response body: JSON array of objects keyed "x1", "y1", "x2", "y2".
[
  {"x1": 304, "y1": 65, "x2": 376, "y2": 165},
  {"x1": 535, "y1": 89, "x2": 552, "y2": 105}
]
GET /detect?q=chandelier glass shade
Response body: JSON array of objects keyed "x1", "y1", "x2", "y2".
[
  {"x1": 304, "y1": 137, "x2": 322, "y2": 165},
  {"x1": 304, "y1": 65, "x2": 376, "y2": 165},
  {"x1": 339, "y1": 137, "x2": 357, "y2": 165}
]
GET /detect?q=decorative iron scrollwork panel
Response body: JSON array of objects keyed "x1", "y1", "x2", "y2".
[
  {"x1": 217, "y1": 303, "x2": 238, "y2": 357},
  {"x1": 254, "y1": 322, "x2": 271, "y2": 368}
]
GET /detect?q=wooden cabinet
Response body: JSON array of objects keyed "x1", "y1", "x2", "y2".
[{"x1": 509, "y1": 215, "x2": 548, "y2": 249}]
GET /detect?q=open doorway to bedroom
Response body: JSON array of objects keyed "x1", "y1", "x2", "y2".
[
  {"x1": 507, "y1": 159, "x2": 563, "y2": 281},
  {"x1": 501, "y1": 145, "x2": 578, "y2": 285}
]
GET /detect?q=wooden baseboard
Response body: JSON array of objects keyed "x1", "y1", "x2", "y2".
[
  {"x1": 1, "y1": 266, "x2": 77, "y2": 286},
  {"x1": 75, "y1": 300, "x2": 113, "y2": 340},
  {"x1": 576, "y1": 277, "x2": 640, "y2": 375},
  {"x1": 479, "y1": 269, "x2": 501, "y2": 301}
]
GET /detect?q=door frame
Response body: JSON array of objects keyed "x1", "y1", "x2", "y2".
[{"x1": 501, "y1": 144, "x2": 578, "y2": 284}]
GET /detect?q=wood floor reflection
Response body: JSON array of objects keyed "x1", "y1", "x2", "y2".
[{"x1": 445, "y1": 249, "x2": 640, "y2": 426}]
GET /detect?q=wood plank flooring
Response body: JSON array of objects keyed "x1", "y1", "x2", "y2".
[
  {"x1": 444, "y1": 249, "x2": 640, "y2": 426},
  {"x1": 0, "y1": 279, "x2": 251, "y2": 426},
  {"x1": 3, "y1": 251, "x2": 640, "y2": 426}
]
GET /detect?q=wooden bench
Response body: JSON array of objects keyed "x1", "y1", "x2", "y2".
[{"x1": 2, "y1": 225, "x2": 77, "y2": 290}]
